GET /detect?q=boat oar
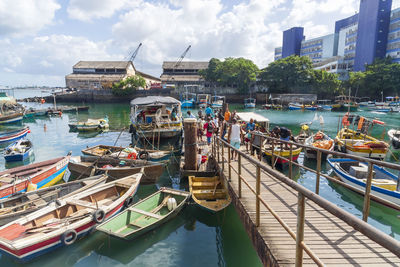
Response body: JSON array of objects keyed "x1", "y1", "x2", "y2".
[{"x1": 212, "y1": 180, "x2": 221, "y2": 195}]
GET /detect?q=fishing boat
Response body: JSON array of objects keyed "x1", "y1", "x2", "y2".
[
  {"x1": 189, "y1": 175, "x2": 231, "y2": 212},
  {"x1": 263, "y1": 141, "x2": 302, "y2": 164},
  {"x1": 304, "y1": 131, "x2": 334, "y2": 159},
  {"x1": 244, "y1": 98, "x2": 256, "y2": 108},
  {"x1": 331, "y1": 95, "x2": 358, "y2": 112},
  {"x1": 81, "y1": 144, "x2": 177, "y2": 162},
  {"x1": 327, "y1": 158, "x2": 400, "y2": 206},
  {"x1": 0, "y1": 173, "x2": 142, "y2": 262},
  {"x1": 68, "y1": 155, "x2": 164, "y2": 184},
  {"x1": 130, "y1": 96, "x2": 183, "y2": 141},
  {"x1": 211, "y1": 96, "x2": 225, "y2": 109},
  {"x1": 96, "y1": 187, "x2": 190, "y2": 240},
  {"x1": 295, "y1": 124, "x2": 312, "y2": 145},
  {"x1": 0, "y1": 174, "x2": 108, "y2": 226},
  {"x1": 288, "y1": 102, "x2": 302, "y2": 110},
  {"x1": 0, "y1": 127, "x2": 30, "y2": 144},
  {"x1": 33, "y1": 109, "x2": 48, "y2": 116},
  {"x1": 388, "y1": 129, "x2": 400, "y2": 149},
  {"x1": 181, "y1": 92, "x2": 196, "y2": 109},
  {"x1": 317, "y1": 100, "x2": 332, "y2": 111},
  {"x1": 236, "y1": 112, "x2": 270, "y2": 132},
  {"x1": 68, "y1": 116, "x2": 109, "y2": 132},
  {"x1": 0, "y1": 92, "x2": 24, "y2": 124},
  {"x1": 304, "y1": 104, "x2": 318, "y2": 111},
  {"x1": 197, "y1": 94, "x2": 210, "y2": 108},
  {"x1": 4, "y1": 139, "x2": 33, "y2": 162},
  {"x1": 0, "y1": 112, "x2": 23, "y2": 124},
  {"x1": 0, "y1": 155, "x2": 70, "y2": 199},
  {"x1": 335, "y1": 115, "x2": 388, "y2": 160}
]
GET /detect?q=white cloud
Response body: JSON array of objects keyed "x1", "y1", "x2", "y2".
[
  {"x1": 67, "y1": 0, "x2": 134, "y2": 22},
  {"x1": 0, "y1": 0, "x2": 60, "y2": 37}
]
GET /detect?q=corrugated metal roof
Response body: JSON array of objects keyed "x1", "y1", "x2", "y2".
[
  {"x1": 162, "y1": 61, "x2": 209, "y2": 70},
  {"x1": 136, "y1": 70, "x2": 161, "y2": 81},
  {"x1": 73, "y1": 61, "x2": 133, "y2": 69},
  {"x1": 65, "y1": 74, "x2": 126, "y2": 80},
  {"x1": 160, "y1": 74, "x2": 203, "y2": 82}
]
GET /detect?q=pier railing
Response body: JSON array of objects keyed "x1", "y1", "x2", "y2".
[{"x1": 212, "y1": 135, "x2": 400, "y2": 266}]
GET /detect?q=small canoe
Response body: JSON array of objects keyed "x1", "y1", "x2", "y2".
[
  {"x1": 263, "y1": 142, "x2": 302, "y2": 164},
  {"x1": 327, "y1": 158, "x2": 400, "y2": 206},
  {"x1": 4, "y1": 139, "x2": 34, "y2": 162},
  {"x1": 388, "y1": 129, "x2": 400, "y2": 149},
  {"x1": 96, "y1": 187, "x2": 190, "y2": 240},
  {"x1": 304, "y1": 131, "x2": 334, "y2": 159},
  {"x1": 0, "y1": 127, "x2": 30, "y2": 144},
  {"x1": 0, "y1": 173, "x2": 142, "y2": 262},
  {"x1": 189, "y1": 175, "x2": 231, "y2": 212},
  {"x1": 68, "y1": 116, "x2": 109, "y2": 132},
  {"x1": 81, "y1": 144, "x2": 178, "y2": 162},
  {"x1": 0, "y1": 155, "x2": 70, "y2": 199},
  {"x1": 68, "y1": 155, "x2": 164, "y2": 185},
  {"x1": 0, "y1": 174, "x2": 108, "y2": 226}
]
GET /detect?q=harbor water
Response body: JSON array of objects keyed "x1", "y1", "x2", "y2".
[{"x1": 1, "y1": 90, "x2": 400, "y2": 266}]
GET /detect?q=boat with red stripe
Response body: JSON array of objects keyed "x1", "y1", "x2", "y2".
[
  {"x1": 0, "y1": 155, "x2": 70, "y2": 199},
  {"x1": 0, "y1": 172, "x2": 142, "y2": 262},
  {"x1": 0, "y1": 127, "x2": 30, "y2": 144}
]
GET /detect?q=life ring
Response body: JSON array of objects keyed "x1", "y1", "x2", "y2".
[
  {"x1": 127, "y1": 152, "x2": 137, "y2": 160},
  {"x1": 124, "y1": 196, "x2": 133, "y2": 207},
  {"x1": 61, "y1": 229, "x2": 77, "y2": 246},
  {"x1": 138, "y1": 151, "x2": 149, "y2": 160},
  {"x1": 92, "y1": 209, "x2": 105, "y2": 223}
]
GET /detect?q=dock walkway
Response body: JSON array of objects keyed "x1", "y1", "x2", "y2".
[{"x1": 213, "y1": 140, "x2": 400, "y2": 266}]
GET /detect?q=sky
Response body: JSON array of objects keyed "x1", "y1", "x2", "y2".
[{"x1": 1, "y1": 0, "x2": 400, "y2": 87}]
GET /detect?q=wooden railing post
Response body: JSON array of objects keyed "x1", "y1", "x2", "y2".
[
  {"x1": 217, "y1": 138, "x2": 220, "y2": 163},
  {"x1": 259, "y1": 135, "x2": 263, "y2": 161},
  {"x1": 222, "y1": 142, "x2": 225, "y2": 171},
  {"x1": 289, "y1": 142, "x2": 293, "y2": 180},
  {"x1": 315, "y1": 150, "x2": 322, "y2": 194},
  {"x1": 363, "y1": 162, "x2": 374, "y2": 222},
  {"x1": 296, "y1": 192, "x2": 305, "y2": 267},
  {"x1": 238, "y1": 153, "x2": 242, "y2": 198},
  {"x1": 271, "y1": 140, "x2": 275, "y2": 169},
  {"x1": 228, "y1": 145, "x2": 232, "y2": 181},
  {"x1": 256, "y1": 165, "x2": 261, "y2": 227}
]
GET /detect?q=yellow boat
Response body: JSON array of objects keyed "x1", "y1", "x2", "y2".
[
  {"x1": 335, "y1": 128, "x2": 388, "y2": 160},
  {"x1": 263, "y1": 142, "x2": 302, "y2": 164},
  {"x1": 189, "y1": 175, "x2": 231, "y2": 213}
]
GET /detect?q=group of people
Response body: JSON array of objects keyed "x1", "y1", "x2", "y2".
[{"x1": 189, "y1": 104, "x2": 294, "y2": 160}]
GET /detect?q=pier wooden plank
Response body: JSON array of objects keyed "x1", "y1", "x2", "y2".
[{"x1": 216, "y1": 145, "x2": 400, "y2": 266}]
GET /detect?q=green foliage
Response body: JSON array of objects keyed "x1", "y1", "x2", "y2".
[
  {"x1": 199, "y1": 57, "x2": 259, "y2": 93},
  {"x1": 311, "y1": 70, "x2": 342, "y2": 99},
  {"x1": 111, "y1": 75, "x2": 146, "y2": 96}
]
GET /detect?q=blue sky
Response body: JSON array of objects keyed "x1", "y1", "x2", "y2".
[{"x1": 0, "y1": 0, "x2": 399, "y2": 87}]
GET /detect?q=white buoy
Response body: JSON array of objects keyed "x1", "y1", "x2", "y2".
[
  {"x1": 319, "y1": 115, "x2": 324, "y2": 125},
  {"x1": 167, "y1": 197, "x2": 177, "y2": 211}
]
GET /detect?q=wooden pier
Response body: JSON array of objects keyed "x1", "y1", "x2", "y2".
[{"x1": 211, "y1": 136, "x2": 400, "y2": 266}]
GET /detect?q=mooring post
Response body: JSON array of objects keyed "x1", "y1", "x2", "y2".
[
  {"x1": 238, "y1": 153, "x2": 242, "y2": 198},
  {"x1": 316, "y1": 150, "x2": 322, "y2": 194},
  {"x1": 289, "y1": 142, "x2": 293, "y2": 180},
  {"x1": 363, "y1": 162, "x2": 374, "y2": 222},
  {"x1": 228, "y1": 145, "x2": 231, "y2": 181},
  {"x1": 256, "y1": 165, "x2": 261, "y2": 227},
  {"x1": 296, "y1": 192, "x2": 305, "y2": 267},
  {"x1": 183, "y1": 118, "x2": 197, "y2": 170}
]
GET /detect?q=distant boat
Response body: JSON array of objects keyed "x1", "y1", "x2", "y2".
[
  {"x1": 96, "y1": 187, "x2": 190, "y2": 240},
  {"x1": 68, "y1": 116, "x2": 109, "y2": 132},
  {"x1": 288, "y1": 102, "x2": 302, "y2": 110},
  {"x1": 0, "y1": 127, "x2": 30, "y2": 144},
  {"x1": 244, "y1": 98, "x2": 256, "y2": 108},
  {"x1": 197, "y1": 94, "x2": 210, "y2": 108},
  {"x1": 181, "y1": 93, "x2": 196, "y2": 109},
  {"x1": 388, "y1": 129, "x2": 400, "y2": 149},
  {"x1": 211, "y1": 96, "x2": 225, "y2": 109},
  {"x1": 4, "y1": 139, "x2": 33, "y2": 162}
]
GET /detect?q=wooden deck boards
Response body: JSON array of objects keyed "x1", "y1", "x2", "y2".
[{"x1": 218, "y1": 146, "x2": 400, "y2": 266}]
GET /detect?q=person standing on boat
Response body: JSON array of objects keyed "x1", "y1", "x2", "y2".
[
  {"x1": 204, "y1": 117, "x2": 216, "y2": 145},
  {"x1": 228, "y1": 118, "x2": 243, "y2": 160},
  {"x1": 205, "y1": 105, "x2": 214, "y2": 118}
]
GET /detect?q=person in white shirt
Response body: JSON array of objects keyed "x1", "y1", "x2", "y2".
[{"x1": 228, "y1": 118, "x2": 243, "y2": 160}]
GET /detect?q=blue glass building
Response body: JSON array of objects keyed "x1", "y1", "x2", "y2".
[{"x1": 282, "y1": 27, "x2": 304, "y2": 58}]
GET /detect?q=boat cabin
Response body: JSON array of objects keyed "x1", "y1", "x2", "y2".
[
  {"x1": 197, "y1": 94, "x2": 210, "y2": 105},
  {"x1": 236, "y1": 112, "x2": 269, "y2": 132}
]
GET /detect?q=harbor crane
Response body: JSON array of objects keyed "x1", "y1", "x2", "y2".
[
  {"x1": 174, "y1": 45, "x2": 191, "y2": 68},
  {"x1": 126, "y1": 43, "x2": 142, "y2": 62}
]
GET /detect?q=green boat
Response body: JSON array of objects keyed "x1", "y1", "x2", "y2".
[{"x1": 96, "y1": 187, "x2": 190, "y2": 240}]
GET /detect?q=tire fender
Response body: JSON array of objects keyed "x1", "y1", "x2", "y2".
[
  {"x1": 92, "y1": 209, "x2": 106, "y2": 224},
  {"x1": 61, "y1": 229, "x2": 77, "y2": 246}
]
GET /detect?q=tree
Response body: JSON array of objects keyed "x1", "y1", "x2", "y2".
[
  {"x1": 310, "y1": 70, "x2": 342, "y2": 99},
  {"x1": 111, "y1": 75, "x2": 146, "y2": 96}
]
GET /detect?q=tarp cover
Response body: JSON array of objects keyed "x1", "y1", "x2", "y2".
[
  {"x1": 130, "y1": 96, "x2": 180, "y2": 106},
  {"x1": 236, "y1": 112, "x2": 269, "y2": 123}
]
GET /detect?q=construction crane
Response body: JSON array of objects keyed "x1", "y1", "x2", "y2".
[
  {"x1": 174, "y1": 45, "x2": 191, "y2": 68},
  {"x1": 126, "y1": 43, "x2": 142, "y2": 62}
]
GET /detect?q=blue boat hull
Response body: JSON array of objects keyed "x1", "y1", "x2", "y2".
[{"x1": 4, "y1": 148, "x2": 33, "y2": 162}]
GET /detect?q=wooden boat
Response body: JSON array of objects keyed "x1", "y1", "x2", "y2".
[
  {"x1": 295, "y1": 124, "x2": 311, "y2": 145},
  {"x1": 0, "y1": 112, "x2": 23, "y2": 124},
  {"x1": 211, "y1": 96, "x2": 225, "y2": 109},
  {"x1": 68, "y1": 155, "x2": 164, "y2": 184},
  {"x1": 181, "y1": 92, "x2": 196, "y2": 109},
  {"x1": 96, "y1": 187, "x2": 190, "y2": 240},
  {"x1": 0, "y1": 174, "x2": 108, "y2": 226},
  {"x1": 331, "y1": 95, "x2": 358, "y2": 112},
  {"x1": 81, "y1": 144, "x2": 177, "y2": 162},
  {"x1": 263, "y1": 142, "x2": 302, "y2": 164},
  {"x1": 4, "y1": 139, "x2": 34, "y2": 162},
  {"x1": 0, "y1": 155, "x2": 70, "y2": 199},
  {"x1": 304, "y1": 104, "x2": 317, "y2": 111},
  {"x1": 130, "y1": 96, "x2": 183, "y2": 140},
  {"x1": 304, "y1": 131, "x2": 334, "y2": 159},
  {"x1": 244, "y1": 98, "x2": 256, "y2": 108},
  {"x1": 189, "y1": 175, "x2": 231, "y2": 212},
  {"x1": 197, "y1": 94, "x2": 210, "y2": 108},
  {"x1": 335, "y1": 128, "x2": 388, "y2": 160},
  {"x1": 0, "y1": 127, "x2": 30, "y2": 144},
  {"x1": 34, "y1": 109, "x2": 48, "y2": 116},
  {"x1": 68, "y1": 116, "x2": 109, "y2": 132},
  {"x1": 0, "y1": 173, "x2": 142, "y2": 262},
  {"x1": 288, "y1": 103, "x2": 302, "y2": 110},
  {"x1": 328, "y1": 158, "x2": 400, "y2": 205},
  {"x1": 388, "y1": 129, "x2": 400, "y2": 149}
]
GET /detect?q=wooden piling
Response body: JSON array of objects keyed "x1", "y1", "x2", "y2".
[{"x1": 184, "y1": 118, "x2": 198, "y2": 170}]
